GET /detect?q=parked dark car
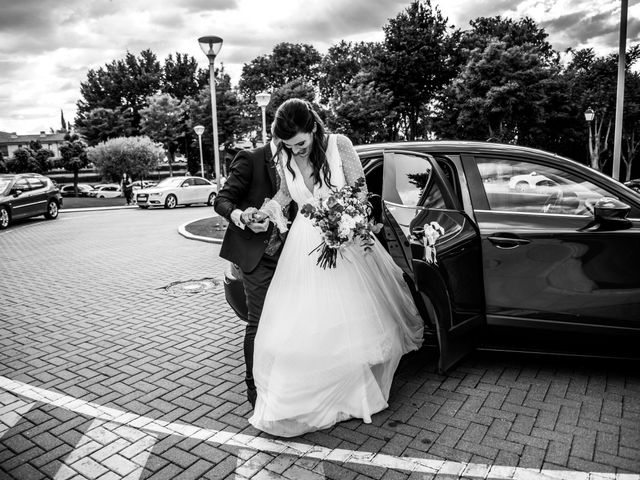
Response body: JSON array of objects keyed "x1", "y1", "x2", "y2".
[
  {"x1": 223, "y1": 141, "x2": 640, "y2": 371},
  {"x1": 59, "y1": 183, "x2": 96, "y2": 197},
  {"x1": 0, "y1": 173, "x2": 63, "y2": 229}
]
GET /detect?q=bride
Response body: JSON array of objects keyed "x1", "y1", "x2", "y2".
[{"x1": 250, "y1": 98, "x2": 424, "y2": 437}]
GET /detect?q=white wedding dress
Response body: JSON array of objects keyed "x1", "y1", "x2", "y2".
[{"x1": 249, "y1": 134, "x2": 424, "y2": 437}]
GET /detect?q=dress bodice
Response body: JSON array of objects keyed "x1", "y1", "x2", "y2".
[{"x1": 280, "y1": 134, "x2": 345, "y2": 207}]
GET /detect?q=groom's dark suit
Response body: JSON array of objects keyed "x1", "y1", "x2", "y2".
[{"x1": 214, "y1": 143, "x2": 283, "y2": 407}]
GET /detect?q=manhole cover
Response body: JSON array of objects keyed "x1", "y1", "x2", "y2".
[{"x1": 163, "y1": 278, "x2": 222, "y2": 295}]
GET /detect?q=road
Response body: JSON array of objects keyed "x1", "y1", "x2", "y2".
[{"x1": 0, "y1": 207, "x2": 639, "y2": 479}]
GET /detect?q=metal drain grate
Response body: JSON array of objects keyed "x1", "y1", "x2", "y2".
[{"x1": 162, "y1": 278, "x2": 222, "y2": 295}]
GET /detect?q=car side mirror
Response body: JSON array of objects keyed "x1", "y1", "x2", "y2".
[
  {"x1": 581, "y1": 197, "x2": 632, "y2": 231},
  {"x1": 593, "y1": 197, "x2": 631, "y2": 221},
  {"x1": 11, "y1": 189, "x2": 23, "y2": 197}
]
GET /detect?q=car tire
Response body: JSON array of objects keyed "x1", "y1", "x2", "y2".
[
  {"x1": 208, "y1": 192, "x2": 216, "y2": 206},
  {"x1": 139, "y1": 205, "x2": 149, "y2": 209},
  {"x1": 0, "y1": 206, "x2": 10, "y2": 229},
  {"x1": 44, "y1": 200, "x2": 59, "y2": 220},
  {"x1": 515, "y1": 181, "x2": 529, "y2": 192},
  {"x1": 164, "y1": 194, "x2": 177, "y2": 209}
]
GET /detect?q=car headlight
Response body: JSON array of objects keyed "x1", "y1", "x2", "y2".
[{"x1": 149, "y1": 192, "x2": 162, "y2": 196}]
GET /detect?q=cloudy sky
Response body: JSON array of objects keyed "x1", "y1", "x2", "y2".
[{"x1": 1, "y1": 0, "x2": 639, "y2": 135}]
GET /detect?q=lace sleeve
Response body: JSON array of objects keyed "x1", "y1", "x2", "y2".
[
  {"x1": 336, "y1": 134, "x2": 368, "y2": 196},
  {"x1": 261, "y1": 153, "x2": 292, "y2": 233}
]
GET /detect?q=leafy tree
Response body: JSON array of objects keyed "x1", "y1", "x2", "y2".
[
  {"x1": 374, "y1": 0, "x2": 459, "y2": 140},
  {"x1": 75, "y1": 50, "x2": 163, "y2": 138},
  {"x1": 187, "y1": 69, "x2": 247, "y2": 176},
  {"x1": 5, "y1": 142, "x2": 54, "y2": 174},
  {"x1": 59, "y1": 133, "x2": 89, "y2": 195},
  {"x1": 318, "y1": 41, "x2": 379, "y2": 103},
  {"x1": 163, "y1": 52, "x2": 208, "y2": 100},
  {"x1": 437, "y1": 41, "x2": 560, "y2": 144},
  {"x1": 458, "y1": 16, "x2": 555, "y2": 63},
  {"x1": 87, "y1": 136, "x2": 163, "y2": 183},
  {"x1": 140, "y1": 93, "x2": 187, "y2": 176},
  {"x1": 564, "y1": 46, "x2": 640, "y2": 172},
  {"x1": 238, "y1": 43, "x2": 322, "y2": 100},
  {"x1": 327, "y1": 73, "x2": 396, "y2": 144},
  {"x1": 76, "y1": 107, "x2": 135, "y2": 146}
]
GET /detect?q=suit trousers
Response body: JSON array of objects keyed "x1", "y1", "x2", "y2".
[{"x1": 241, "y1": 251, "x2": 281, "y2": 400}]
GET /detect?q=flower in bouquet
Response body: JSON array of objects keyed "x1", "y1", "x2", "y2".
[{"x1": 300, "y1": 177, "x2": 382, "y2": 269}]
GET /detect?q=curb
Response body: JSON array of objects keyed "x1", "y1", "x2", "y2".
[
  {"x1": 178, "y1": 218, "x2": 224, "y2": 244},
  {"x1": 60, "y1": 205, "x2": 139, "y2": 213}
]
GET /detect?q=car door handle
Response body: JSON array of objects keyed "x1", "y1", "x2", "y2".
[{"x1": 487, "y1": 235, "x2": 531, "y2": 248}]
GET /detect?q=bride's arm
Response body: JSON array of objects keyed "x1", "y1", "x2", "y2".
[
  {"x1": 260, "y1": 155, "x2": 292, "y2": 233},
  {"x1": 336, "y1": 134, "x2": 368, "y2": 197}
]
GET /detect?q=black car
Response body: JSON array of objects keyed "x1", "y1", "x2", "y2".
[
  {"x1": 0, "y1": 173, "x2": 63, "y2": 229},
  {"x1": 224, "y1": 141, "x2": 640, "y2": 371}
]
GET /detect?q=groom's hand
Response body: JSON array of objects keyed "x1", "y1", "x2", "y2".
[{"x1": 242, "y1": 207, "x2": 270, "y2": 233}]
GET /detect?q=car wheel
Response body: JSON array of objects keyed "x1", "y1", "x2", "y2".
[
  {"x1": 208, "y1": 192, "x2": 216, "y2": 206},
  {"x1": 164, "y1": 194, "x2": 177, "y2": 209},
  {"x1": 98, "y1": 194, "x2": 105, "y2": 198},
  {"x1": 0, "y1": 206, "x2": 10, "y2": 229},
  {"x1": 515, "y1": 181, "x2": 529, "y2": 192},
  {"x1": 44, "y1": 200, "x2": 59, "y2": 220}
]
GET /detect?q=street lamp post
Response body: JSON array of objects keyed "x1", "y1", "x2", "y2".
[
  {"x1": 584, "y1": 107, "x2": 595, "y2": 169},
  {"x1": 255, "y1": 92, "x2": 271, "y2": 145},
  {"x1": 194, "y1": 125, "x2": 205, "y2": 178},
  {"x1": 198, "y1": 35, "x2": 223, "y2": 192}
]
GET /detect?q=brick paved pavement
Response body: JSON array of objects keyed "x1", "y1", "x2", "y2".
[{"x1": 0, "y1": 208, "x2": 639, "y2": 479}]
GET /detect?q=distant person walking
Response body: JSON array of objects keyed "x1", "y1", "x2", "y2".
[{"x1": 121, "y1": 173, "x2": 133, "y2": 205}]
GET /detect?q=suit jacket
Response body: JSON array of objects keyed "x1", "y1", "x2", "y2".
[{"x1": 214, "y1": 144, "x2": 279, "y2": 273}]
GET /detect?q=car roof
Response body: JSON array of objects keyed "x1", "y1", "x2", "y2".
[
  {"x1": 354, "y1": 140, "x2": 569, "y2": 160},
  {"x1": 0, "y1": 173, "x2": 45, "y2": 179}
]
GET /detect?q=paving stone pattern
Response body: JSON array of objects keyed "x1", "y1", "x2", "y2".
[{"x1": 0, "y1": 208, "x2": 639, "y2": 479}]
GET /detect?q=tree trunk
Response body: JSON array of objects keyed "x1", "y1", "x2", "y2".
[{"x1": 73, "y1": 170, "x2": 79, "y2": 196}]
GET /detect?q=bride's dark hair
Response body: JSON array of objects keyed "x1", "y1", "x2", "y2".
[{"x1": 271, "y1": 98, "x2": 333, "y2": 188}]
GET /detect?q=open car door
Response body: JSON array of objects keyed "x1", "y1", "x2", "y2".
[{"x1": 382, "y1": 150, "x2": 486, "y2": 373}]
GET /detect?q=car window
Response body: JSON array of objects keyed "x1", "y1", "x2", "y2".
[
  {"x1": 27, "y1": 178, "x2": 46, "y2": 190},
  {"x1": 14, "y1": 179, "x2": 30, "y2": 191},
  {"x1": 477, "y1": 158, "x2": 612, "y2": 216},
  {"x1": 193, "y1": 178, "x2": 210, "y2": 186}
]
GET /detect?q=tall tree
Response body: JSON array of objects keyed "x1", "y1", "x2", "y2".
[
  {"x1": 76, "y1": 107, "x2": 135, "y2": 146},
  {"x1": 187, "y1": 68, "x2": 246, "y2": 176},
  {"x1": 75, "y1": 49, "x2": 163, "y2": 137},
  {"x1": 318, "y1": 41, "x2": 379, "y2": 103},
  {"x1": 140, "y1": 93, "x2": 186, "y2": 176},
  {"x1": 163, "y1": 52, "x2": 208, "y2": 100},
  {"x1": 59, "y1": 133, "x2": 89, "y2": 195},
  {"x1": 238, "y1": 43, "x2": 322, "y2": 100},
  {"x1": 373, "y1": 0, "x2": 459, "y2": 140}
]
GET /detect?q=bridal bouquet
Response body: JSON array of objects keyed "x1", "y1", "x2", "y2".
[{"x1": 300, "y1": 177, "x2": 383, "y2": 269}]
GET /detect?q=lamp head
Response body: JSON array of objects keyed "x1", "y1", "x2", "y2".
[
  {"x1": 198, "y1": 36, "x2": 223, "y2": 60},
  {"x1": 584, "y1": 107, "x2": 595, "y2": 122},
  {"x1": 255, "y1": 91, "x2": 271, "y2": 108},
  {"x1": 194, "y1": 125, "x2": 205, "y2": 136}
]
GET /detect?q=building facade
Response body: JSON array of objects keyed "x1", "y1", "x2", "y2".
[{"x1": 0, "y1": 131, "x2": 67, "y2": 158}]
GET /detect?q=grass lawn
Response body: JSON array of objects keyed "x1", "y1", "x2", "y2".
[
  {"x1": 61, "y1": 196, "x2": 130, "y2": 209},
  {"x1": 183, "y1": 216, "x2": 228, "y2": 241}
]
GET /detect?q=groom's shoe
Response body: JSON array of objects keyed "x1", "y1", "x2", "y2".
[{"x1": 247, "y1": 388, "x2": 257, "y2": 408}]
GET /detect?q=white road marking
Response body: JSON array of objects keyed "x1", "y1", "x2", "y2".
[
  {"x1": 0, "y1": 391, "x2": 35, "y2": 438},
  {"x1": 53, "y1": 419, "x2": 157, "y2": 480},
  {"x1": 0, "y1": 375, "x2": 637, "y2": 480}
]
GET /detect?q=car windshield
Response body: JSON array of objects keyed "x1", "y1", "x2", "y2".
[
  {"x1": 156, "y1": 177, "x2": 185, "y2": 187},
  {"x1": 0, "y1": 179, "x2": 11, "y2": 192}
]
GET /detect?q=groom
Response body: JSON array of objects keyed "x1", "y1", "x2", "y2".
[{"x1": 214, "y1": 140, "x2": 286, "y2": 407}]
